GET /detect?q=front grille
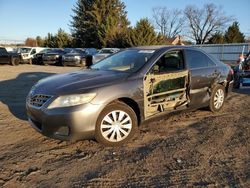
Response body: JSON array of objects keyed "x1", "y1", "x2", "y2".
[
  {"x1": 28, "y1": 94, "x2": 52, "y2": 108},
  {"x1": 44, "y1": 56, "x2": 56, "y2": 61},
  {"x1": 65, "y1": 57, "x2": 76, "y2": 61}
]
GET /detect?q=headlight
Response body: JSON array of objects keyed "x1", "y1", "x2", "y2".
[
  {"x1": 47, "y1": 93, "x2": 96, "y2": 109},
  {"x1": 74, "y1": 56, "x2": 81, "y2": 59}
]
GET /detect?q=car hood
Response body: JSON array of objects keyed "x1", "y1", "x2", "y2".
[{"x1": 33, "y1": 69, "x2": 129, "y2": 95}]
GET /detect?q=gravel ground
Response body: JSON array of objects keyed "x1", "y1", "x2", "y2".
[{"x1": 0, "y1": 64, "x2": 249, "y2": 187}]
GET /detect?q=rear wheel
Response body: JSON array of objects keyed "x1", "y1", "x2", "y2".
[
  {"x1": 95, "y1": 102, "x2": 138, "y2": 146},
  {"x1": 209, "y1": 85, "x2": 225, "y2": 112}
]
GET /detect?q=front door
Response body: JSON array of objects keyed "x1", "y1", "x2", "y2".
[{"x1": 144, "y1": 50, "x2": 189, "y2": 118}]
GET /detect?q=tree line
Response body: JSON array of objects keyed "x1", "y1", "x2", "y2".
[{"x1": 25, "y1": 0, "x2": 246, "y2": 48}]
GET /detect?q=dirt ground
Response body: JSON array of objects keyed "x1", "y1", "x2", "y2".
[{"x1": 0, "y1": 64, "x2": 249, "y2": 187}]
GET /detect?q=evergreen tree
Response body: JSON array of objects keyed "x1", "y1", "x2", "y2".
[
  {"x1": 208, "y1": 32, "x2": 225, "y2": 44},
  {"x1": 71, "y1": 0, "x2": 129, "y2": 48},
  {"x1": 90, "y1": 0, "x2": 129, "y2": 47},
  {"x1": 36, "y1": 36, "x2": 45, "y2": 47},
  {"x1": 55, "y1": 28, "x2": 72, "y2": 48},
  {"x1": 71, "y1": 0, "x2": 96, "y2": 47},
  {"x1": 224, "y1": 22, "x2": 245, "y2": 43},
  {"x1": 127, "y1": 18, "x2": 158, "y2": 46},
  {"x1": 44, "y1": 33, "x2": 56, "y2": 48}
]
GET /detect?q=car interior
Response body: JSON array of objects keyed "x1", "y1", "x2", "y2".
[{"x1": 144, "y1": 50, "x2": 189, "y2": 117}]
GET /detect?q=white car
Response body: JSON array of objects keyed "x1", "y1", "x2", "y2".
[
  {"x1": 92, "y1": 48, "x2": 120, "y2": 63},
  {"x1": 18, "y1": 47, "x2": 46, "y2": 64}
]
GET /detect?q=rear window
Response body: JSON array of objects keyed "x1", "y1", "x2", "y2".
[
  {"x1": 185, "y1": 49, "x2": 216, "y2": 69},
  {"x1": 99, "y1": 49, "x2": 115, "y2": 54}
]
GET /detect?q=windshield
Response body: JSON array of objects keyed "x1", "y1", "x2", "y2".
[
  {"x1": 49, "y1": 49, "x2": 65, "y2": 54},
  {"x1": 99, "y1": 49, "x2": 116, "y2": 54},
  {"x1": 20, "y1": 48, "x2": 31, "y2": 53},
  {"x1": 71, "y1": 48, "x2": 86, "y2": 55},
  {"x1": 91, "y1": 49, "x2": 155, "y2": 72}
]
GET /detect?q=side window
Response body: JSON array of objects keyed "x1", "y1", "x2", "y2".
[
  {"x1": 186, "y1": 49, "x2": 216, "y2": 69},
  {"x1": 152, "y1": 50, "x2": 184, "y2": 73},
  {"x1": 30, "y1": 49, "x2": 36, "y2": 55}
]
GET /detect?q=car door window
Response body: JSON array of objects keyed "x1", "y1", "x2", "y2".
[
  {"x1": 144, "y1": 50, "x2": 189, "y2": 118},
  {"x1": 186, "y1": 49, "x2": 216, "y2": 69},
  {"x1": 152, "y1": 50, "x2": 184, "y2": 73},
  {"x1": 30, "y1": 49, "x2": 36, "y2": 55}
]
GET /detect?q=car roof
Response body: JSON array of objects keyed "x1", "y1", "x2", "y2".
[{"x1": 130, "y1": 45, "x2": 194, "y2": 50}]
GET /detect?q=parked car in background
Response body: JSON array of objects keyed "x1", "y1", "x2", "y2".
[
  {"x1": 5, "y1": 47, "x2": 14, "y2": 52},
  {"x1": 17, "y1": 47, "x2": 46, "y2": 64},
  {"x1": 42, "y1": 48, "x2": 69, "y2": 66},
  {"x1": 33, "y1": 48, "x2": 52, "y2": 65},
  {"x1": 62, "y1": 48, "x2": 97, "y2": 67},
  {"x1": 27, "y1": 46, "x2": 234, "y2": 146},
  {"x1": 0, "y1": 47, "x2": 20, "y2": 66},
  {"x1": 234, "y1": 51, "x2": 250, "y2": 88},
  {"x1": 92, "y1": 48, "x2": 120, "y2": 63}
]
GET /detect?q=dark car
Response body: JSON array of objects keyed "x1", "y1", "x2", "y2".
[
  {"x1": 42, "y1": 49, "x2": 69, "y2": 66},
  {"x1": 0, "y1": 47, "x2": 20, "y2": 66},
  {"x1": 26, "y1": 46, "x2": 234, "y2": 146},
  {"x1": 33, "y1": 48, "x2": 52, "y2": 65},
  {"x1": 62, "y1": 48, "x2": 97, "y2": 67}
]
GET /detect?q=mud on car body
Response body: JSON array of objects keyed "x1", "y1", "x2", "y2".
[{"x1": 26, "y1": 46, "x2": 234, "y2": 146}]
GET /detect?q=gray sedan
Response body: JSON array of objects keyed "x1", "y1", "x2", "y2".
[{"x1": 26, "y1": 46, "x2": 234, "y2": 146}]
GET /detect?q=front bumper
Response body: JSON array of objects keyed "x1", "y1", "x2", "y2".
[
  {"x1": 63, "y1": 58, "x2": 85, "y2": 66},
  {"x1": 26, "y1": 102, "x2": 105, "y2": 141},
  {"x1": 43, "y1": 60, "x2": 58, "y2": 64}
]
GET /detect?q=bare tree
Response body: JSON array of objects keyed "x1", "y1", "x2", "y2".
[
  {"x1": 25, "y1": 38, "x2": 37, "y2": 47},
  {"x1": 152, "y1": 7, "x2": 184, "y2": 38},
  {"x1": 184, "y1": 3, "x2": 233, "y2": 44}
]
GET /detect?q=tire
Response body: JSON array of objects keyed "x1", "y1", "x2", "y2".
[
  {"x1": 95, "y1": 102, "x2": 138, "y2": 146},
  {"x1": 233, "y1": 75, "x2": 241, "y2": 89},
  {"x1": 209, "y1": 85, "x2": 225, "y2": 112},
  {"x1": 233, "y1": 81, "x2": 240, "y2": 89},
  {"x1": 11, "y1": 57, "x2": 19, "y2": 66}
]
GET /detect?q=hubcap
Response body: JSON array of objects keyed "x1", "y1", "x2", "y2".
[
  {"x1": 100, "y1": 110, "x2": 132, "y2": 142},
  {"x1": 214, "y1": 89, "x2": 224, "y2": 109}
]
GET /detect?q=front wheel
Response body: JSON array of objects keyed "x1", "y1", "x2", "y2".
[
  {"x1": 209, "y1": 85, "x2": 225, "y2": 112},
  {"x1": 11, "y1": 57, "x2": 19, "y2": 66},
  {"x1": 95, "y1": 102, "x2": 138, "y2": 146}
]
